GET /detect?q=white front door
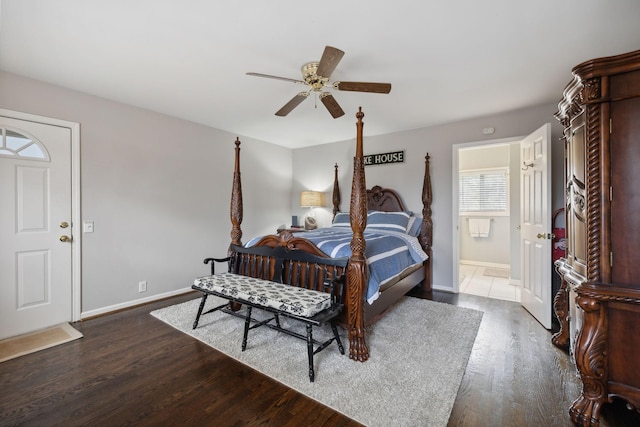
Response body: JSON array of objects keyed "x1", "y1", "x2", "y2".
[
  {"x1": 520, "y1": 123, "x2": 552, "y2": 329},
  {"x1": 0, "y1": 117, "x2": 73, "y2": 339}
]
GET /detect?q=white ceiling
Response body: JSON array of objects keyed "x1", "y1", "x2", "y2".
[{"x1": 2, "y1": 1, "x2": 640, "y2": 149}]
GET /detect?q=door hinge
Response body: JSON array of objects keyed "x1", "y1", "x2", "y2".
[
  {"x1": 610, "y1": 118, "x2": 612, "y2": 134},
  {"x1": 610, "y1": 186, "x2": 613, "y2": 202},
  {"x1": 610, "y1": 251, "x2": 613, "y2": 267}
]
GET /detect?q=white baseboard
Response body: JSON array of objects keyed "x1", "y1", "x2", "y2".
[
  {"x1": 459, "y1": 259, "x2": 510, "y2": 269},
  {"x1": 81, "y1": 287, "x2": 194, "y2": 319},
  {"x1": 432, "y1": 283, "x2": 454, "y2": 293}
]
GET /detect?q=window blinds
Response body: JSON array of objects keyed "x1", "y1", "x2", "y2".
[{"x1": 459, "y1": 169, "x2": 508, "y2": 213}]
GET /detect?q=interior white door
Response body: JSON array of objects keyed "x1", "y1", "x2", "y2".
[
  {"x1": 0, "y1": 118, "x2": 73, "y2": 340},
  {"x1": 520, "y1": 123, "x2": 552, "y2": 329}
]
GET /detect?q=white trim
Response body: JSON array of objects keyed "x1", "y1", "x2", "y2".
[
  {"x1": 459, "y1": 260, "x2": 510, "y2": 269},
  {"x1": 431, "y1": 283, "x2": 452, "y2": 292},
  {"x1": 452, "y1": 135, "x2": 522, "y2": 294},
  {"x1": 0, "y1": 109, "x2": 82, "y2": 322},
  {"x1": 81, "y1": 287, "x2": 194, "y2": 319}
]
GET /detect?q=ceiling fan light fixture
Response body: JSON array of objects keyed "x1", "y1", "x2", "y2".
[
  {"x1": 247, "y1": 46, "x2": 391, "y2": 118},
  {"x1": 301, "y1": 62, "x2": 329, "y2": 91}
]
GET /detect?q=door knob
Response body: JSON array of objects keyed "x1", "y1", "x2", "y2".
[
  {"x1": 536, "y1": 232, "x2": 556, "y2": 239},
  {"x1": 59, "y1": 235, "x2": 72, "y2": 242}
]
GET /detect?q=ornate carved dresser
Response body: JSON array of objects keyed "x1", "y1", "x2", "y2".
[{"x1": 553, "y1": 49, "x2": 640, "y2": 426}]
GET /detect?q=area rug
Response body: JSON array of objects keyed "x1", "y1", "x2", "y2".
[
  {"x1": 151, "y1": 296, "x2": 483, "y2": 426},
  {"x1": 483, "y1": 267, "x2": 510, "y2": 278},
  {"x1": 0, "y1": 323, "x2": 83, "y2": 363}
]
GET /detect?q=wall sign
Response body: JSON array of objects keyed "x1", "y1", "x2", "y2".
[{"x1": 364, "y1": 150, "x2": 405, "y2": 166}]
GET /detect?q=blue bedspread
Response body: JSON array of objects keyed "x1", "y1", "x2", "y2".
[{"x1": 246, "y1": 228, "x2": 428, "y2": 303}]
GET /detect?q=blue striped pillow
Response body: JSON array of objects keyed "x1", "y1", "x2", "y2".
[
  {"x1": 366, "y1": 211, "x2": 411, "y2": 233},
  {"x1": 407, "y1": 216, "x2": 422, "y2": 237},
  {"x1": 332, "y1": 212, "x2": 351, "y2": 227}
]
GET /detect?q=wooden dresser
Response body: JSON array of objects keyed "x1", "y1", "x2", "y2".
[{"x1": 553, "y1": 49, "x2": 640, "y2": 426}]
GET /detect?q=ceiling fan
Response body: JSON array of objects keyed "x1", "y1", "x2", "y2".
[{"x1": 246, "y1": 46, "x2": 392, "y2": 119}]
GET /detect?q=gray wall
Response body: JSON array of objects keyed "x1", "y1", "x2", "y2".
[
  {"x1": 0, "y1": 71, "x2": 292, "y2": 314},
  {"x1": 1, "y1": 70, "x2": 565, "y2": 309},
  {"x1": 292, "y1": 104, "x2": 564, "y2": 292}
]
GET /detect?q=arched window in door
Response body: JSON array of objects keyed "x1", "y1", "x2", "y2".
[{"x1": 0, "y1": 128, "x2": 50, "y2": 161}]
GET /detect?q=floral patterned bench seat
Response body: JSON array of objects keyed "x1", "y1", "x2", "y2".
[{"x1": 192, "y1": 272, "x2": 332, "y2": 318}]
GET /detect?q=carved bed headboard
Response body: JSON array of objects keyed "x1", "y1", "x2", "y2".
[
  {"x1": 366, "y1": 185, "x2": 407, "y2": 212},
  {"x1": 331, "y1": 168, "x2": 407, "y2": 216}
]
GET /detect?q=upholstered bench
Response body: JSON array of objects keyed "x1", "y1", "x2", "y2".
[{"x1": 191, "y1": 244, "x2": 348, "y2": 382}]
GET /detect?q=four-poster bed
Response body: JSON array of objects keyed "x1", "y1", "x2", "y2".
[{"x1": 228, "y1": 107, "x2": 432, "y2": 361}]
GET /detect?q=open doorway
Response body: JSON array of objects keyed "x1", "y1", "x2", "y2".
[
  {"x1": 452, "y1": 137, "x2": 522, "y2": 302},
  {"x1": 453, "y1": 125, "x2": 554, "y2": 330}
]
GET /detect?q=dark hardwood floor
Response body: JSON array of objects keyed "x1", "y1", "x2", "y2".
[{"x1": 2, "y1": 289, "x2": 639, "y2": 426}]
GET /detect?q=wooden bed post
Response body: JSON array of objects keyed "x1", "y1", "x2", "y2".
[
  {"x1": 332, "y1": 163, "x2": 340, "y2": 221},
  {"x1": 230, "y1": 137, "x2": 243, "y2": 246},
  {"x1": 348, "y1": 107, "x2": 370, "y2": 362},
  {"x1": 420, "y1": 154, "x2": 433, "y2": 291}
]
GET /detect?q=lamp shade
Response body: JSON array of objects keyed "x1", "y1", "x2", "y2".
[{"x1": 300, "y1": 191, "x2": 323, "y2": 207}]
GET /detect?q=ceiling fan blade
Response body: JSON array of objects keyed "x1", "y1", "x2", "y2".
[
  {"x1": 334, "y1": 81, "x2": 392, "y2": 94},
  {"x1": 316, "y1": 46, "x2": 345, "y2": 78},
  {"x1": 246, "y1": 72, "x2": 305, "y2": 85},
  {"x1": 320, "y1": 93, "x2": 345, "y2": 118},
  {"x1": 275, "y1": 92, "x2": 309, "y2": 116}
]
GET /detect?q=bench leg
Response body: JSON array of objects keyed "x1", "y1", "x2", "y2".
[
  {"x1": 242, "y1": 306, "x2": 253, "y2": 351},
  {"x1": 192, "y1": 294, "x2": 209, "y2": 329},
  {"x1": 274, "y1": 313, "x2": 282, "y2": 329},
  {"x1": 306, "y1": 324, "x2": 315, "y2": 382},
  {"x1": 331, "y1": 322, "x2": 345, "y2": 355}
]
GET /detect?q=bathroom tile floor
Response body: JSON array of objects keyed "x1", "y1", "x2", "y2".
[{"x1": 459, "y1": 263, "x2": 520, "y2": 302}]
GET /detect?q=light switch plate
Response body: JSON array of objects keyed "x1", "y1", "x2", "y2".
[{"x1": 83, "y1": 221, "x2": 94, "y2": 233}]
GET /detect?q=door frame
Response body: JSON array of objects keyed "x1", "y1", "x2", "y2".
[
  {"x1": 452, "y1": 135, "x2": 523, "y2": 293},
  {"x1": 1, "y1": 108, "x2": 82, "y2": 322}
]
